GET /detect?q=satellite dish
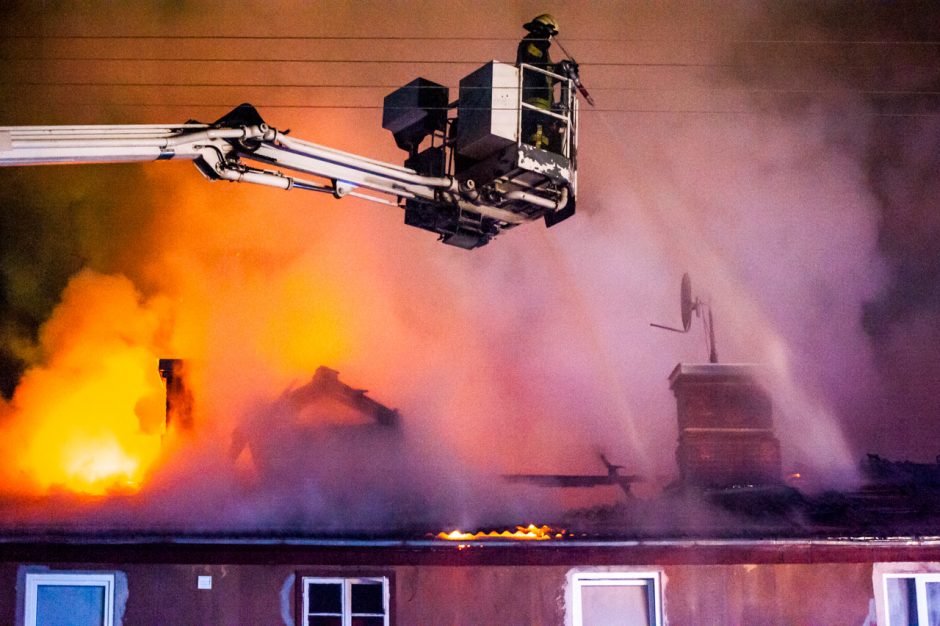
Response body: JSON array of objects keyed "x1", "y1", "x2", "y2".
[
  {"x1": 651, "y1": 272, "x2": 719, "y2": 363},
  {"x1": 680, "y1": 272, "x2": 693, "y2": 332}
]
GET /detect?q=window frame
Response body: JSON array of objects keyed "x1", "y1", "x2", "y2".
[
  {"x1": 569, "y1": 571, "x2": 663, "y2": 626},
  {"x1": 24, "y1": 571, "x2": 115, "y2": 626},
  {"x1": 882, "y1": 571, "x2": 940, "y2": 626},
  {"x1": 298, "y1": 574, "x2": 392, "y2": 626}
]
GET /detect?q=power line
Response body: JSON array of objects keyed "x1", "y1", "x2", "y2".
[
  {"x1": 4, "y1": 81, "x2": 940, "y2": 98},
  {"x1": 3, "y1": 34, "x2": 940, "y2": 45},
  {"x1": 0, "y1": 102, "x2": 764, "y2": 115},
  {"x1": 5, "y1": 35, "x2": 524, "y2": 41},
  {"x1": 2, "y1": 56, "x2": 728, "y2": 67},
  {"x1": 3, "y1": 102, "x2": 936, "y2": 118},
  {"x1": 6, "y1": 56, "x2": 940, "y2": 73}
]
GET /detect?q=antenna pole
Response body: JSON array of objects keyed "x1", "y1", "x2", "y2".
[{"x1": 707, "y1": 308, "x2": 719, "y2": 363}]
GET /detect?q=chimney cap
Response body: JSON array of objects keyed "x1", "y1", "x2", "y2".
[{"x1": 668, "y1": 362, "x2": 766, "y2": 386}]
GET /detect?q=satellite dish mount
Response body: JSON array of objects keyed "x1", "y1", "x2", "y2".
[{"x1": 650, "y1": 273, "x2": 719, "y2": 363}]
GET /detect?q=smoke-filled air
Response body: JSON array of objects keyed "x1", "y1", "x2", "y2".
[{"x1": 0, "y1": 1, "x2": 937, "y2": 533}]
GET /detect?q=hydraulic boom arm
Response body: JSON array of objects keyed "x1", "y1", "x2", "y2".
[
  {"x1": 0, "y1": 61, "x2": 580, "y2": 249},
  {"x1": 0, "y1": 106, "x2": 508, "y2": 214}
]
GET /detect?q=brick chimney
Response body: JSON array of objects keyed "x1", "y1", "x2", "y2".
[{"x1": 669, "y1": 363, "x2": 781, "y2": 488}]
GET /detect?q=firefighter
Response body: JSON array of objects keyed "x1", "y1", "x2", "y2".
[{"x1": 516, "y1": 13, "x2": 561, "y2": 150}]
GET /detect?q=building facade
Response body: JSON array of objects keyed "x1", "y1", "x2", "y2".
[{"x1": 3, "y1": 536, "x2": 940, "y2": 624}]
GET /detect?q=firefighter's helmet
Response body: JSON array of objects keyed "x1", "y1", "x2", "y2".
[{"x1": 524, "y1": 13, "x2": 559, "y2": 36}]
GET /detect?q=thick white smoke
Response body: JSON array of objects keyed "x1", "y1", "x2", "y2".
[{"x1": 1, "y1": 2, "x2": 934, "y2": 533}]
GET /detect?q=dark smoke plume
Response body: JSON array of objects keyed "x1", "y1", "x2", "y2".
[{"x1": 729, "y1": 1, "x2": 940, "y2": 459}]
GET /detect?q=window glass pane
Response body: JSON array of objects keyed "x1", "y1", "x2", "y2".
[
  {"x1": 927, "y1": 581, "x2": 940, "y2": 626},
  {"x1": 886, "y1": 577, "x2": 917, "y2": 625},
  {"x1": 308, "y1": 583, "x2": 342, "y2": 614},
  {"x1": 36, "y1": 584, "x2": 105, "y2": 626},
  {"x1": 581, "y1": 583, "x2": 652, "y2": 626},
  {"x1": 351, "y1": 582, "x2": 385, "y2": 615},
  {"x1": 351, "y1": 617, "x2": 385, "y2": 626},
  {"x1": 308, "y1": 618, "x2": 342, "y2": 626}
]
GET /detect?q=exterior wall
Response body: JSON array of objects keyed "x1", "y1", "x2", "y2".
[
  {"x1": 397, "y1": 563, "x2": 876, "y2": 625},
  {"x1": 664, "y1": 563, "x2": 873, "y2": 625},
  {"x1": 396, "y1": 565, "x2": 568, "y2": 625},
  {"x1": 5, "y1": 541, "x2": 939, "y2": 625},
  {"x1": 120, "y1": 563, "x2": 291, "y2": 625},
  {"x1": 8, "y1": 563, "x2": 295, "y2": 626},
  {"x1": 397, "y1": 563, "x2": 875, "y2": 625},
  {"x1": 0, "y1": 563, "x2": 17, "y2": 624}
]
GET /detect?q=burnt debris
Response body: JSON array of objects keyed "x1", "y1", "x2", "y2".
[
  {"x1": 158, "y1": 358, "x2": 194, "y2": 432},
  {"x1": 285, "y1": 366, "x2": 400, "y2": 427}
]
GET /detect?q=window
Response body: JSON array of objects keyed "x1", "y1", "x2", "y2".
[
  {"x1": 24, "y1": 572, "x2": 115, "y2": 626},
  {"x1": 570, "y1": 572, "x2": 662, "y2": 626},
  {"x1": 301, "y1": 576, "x2": 389, "y2": 626},
  {"x1": 883, "y1": 573, "x2": 940, "y2": 626}
]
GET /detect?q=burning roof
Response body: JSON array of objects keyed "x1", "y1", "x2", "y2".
[{"x1": 2, "y1": 2, "x2": 940, "y2": 546}]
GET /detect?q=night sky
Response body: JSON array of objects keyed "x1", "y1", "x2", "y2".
[{"x1": 1, "y1": 1, "x2": 939, "y2": 528}]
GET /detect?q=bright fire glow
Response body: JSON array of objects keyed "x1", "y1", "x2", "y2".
[
  {"x1": 3, "y1": 271, "x2": 166, "y2": 496},
  {"x1": 259, "y1": 271, "x2": 347, "y2": 376},
  {"x1": 436, "y1": 524, "x2": 566, "y2": 541},
  {"x1": 61, "y1": 437, "x2": 142, "y2": 494},
  {"x1": 15, "y1": 347, "x2": 164, "y2": 495}
]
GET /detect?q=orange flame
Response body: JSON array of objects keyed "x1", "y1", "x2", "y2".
[
  {"x1": 2, "y1": 271, "x2": 166, "y2": 496},
  {"x1": 436, "y1": 524, "x2": 566, "y2": 541}
]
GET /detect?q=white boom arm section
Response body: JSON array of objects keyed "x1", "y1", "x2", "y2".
[
  {"x1": 0, "y1": 62, "x2": 579, "y2": 249},
  {"x1": 0, "y1": 118, "x2": 523, "y2": 214}
]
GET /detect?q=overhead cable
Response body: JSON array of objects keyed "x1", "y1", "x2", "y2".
[{"x1": 4, "y1": 34, "x2": 940, "y2": 45}]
